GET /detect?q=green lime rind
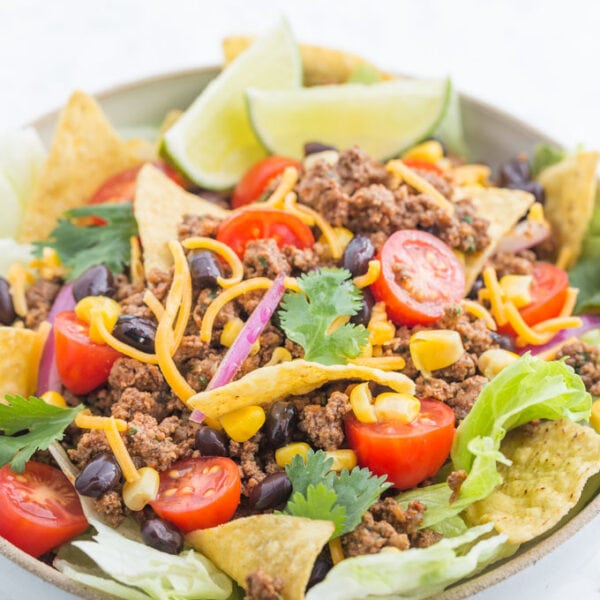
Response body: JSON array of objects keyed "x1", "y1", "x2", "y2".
[
  {"x1": 246, "y1": 78, "x2": 452, "y2": 161},
  {"x1": 161, "y1": 19, "x2": 301, "y2": 190}
]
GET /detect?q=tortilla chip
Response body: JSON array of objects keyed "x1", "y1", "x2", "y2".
[
  {"x1": 456, "y1": 186, "x2": 535, "y2": 291},
  {"x1": 223, "y1": 36, "x2": 391, "y2": 86},
  {"x1": 187, "y1": 515, "x2": 334, "y2": 600},
  {"x1": 538, "y1": 151, "x2": 599, "y2": 269},
  {"x1": 18, "y1": 91, "x2": 147, "y2": 243},
  {"x1": 134, "y1": 165, "x2": 229, "y2": 276},
  {"x1": 0, "y1": 324, "x2": 49, "y2": 401},
  {"x1": 465, "y1": 419, "x2": 600, "y2": 544},
  {"x1": 188, "y1": 359, "x2": 415, "y2": 419}
]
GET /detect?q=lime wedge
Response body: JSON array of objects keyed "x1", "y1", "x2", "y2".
[
  {"x1": 162, "y1": 19, "x2": 301, "y2": 189},
  {"x1": 247, "y1": 78, "x2": 452, "y2": 161}
]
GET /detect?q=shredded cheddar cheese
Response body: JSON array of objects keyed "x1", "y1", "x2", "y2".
[
  {"x1": 75, "y1": 410, "x2": 128, "y2": 432},
  {"x1": 349, "y1": 356, "x2": 406, "y2": 370},
  {"x1": 329, "y1": 538, "x2": 345, "y2": 565},
  {"x1": 94, "y1": 316, "x2": 159, "y2": 364},
  {"x1": 143, "y1": 289, "x2": 165, "y2": 321},
  {"x1": 460, "y1": 299, "x2": 497, "y2": 331},
  {"x1": 482, "y1": 266, "x2": 507, "y2": 326},
  {"x1": 353, "y1": 260, "x2": 381, "y2": 289},
  {"x1": 263, "y1": 166, "x2": 299, "y2": 208},
  {"x1": 504, "y1": 301, "x2": 554, "y2": 346},
  {"x1": 182, "y1": 236, "x2": 244, "y2": 288},
  {"x1": 7, "y1": 263, "x2": 34, "y2": 317},
  {"x1": 171, "y1": 240, "x2": 193, "y2": 352},
  {"x1": 104, "y1": 417, "x2": 140, "y2": 483},
  {"x1": 130, "y1": 236, "x2": 144, "y2": 286},
  {"x1": 386, "y1": 159, "x2": 455, "y2": 214},
  {"x1": 559, "y1": 287, "x2": 579, "y2": 317},
  {"x1": 532, "y1": 316, "x2": 582, "y2": 334}
]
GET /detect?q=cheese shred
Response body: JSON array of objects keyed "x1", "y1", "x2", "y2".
[
  {"x1": 460, "y1": 299, "x2": 497, "y2": 331},
  {"x1": 482, "y1": 266, "x2": 507, "y2": 326},
  {"x1": 182, "y1": 236, "x2": 245, "y2": 288},
  {"x1": 143, "y1": 289, "x2": 165, "y2": 321},
  {"x1": 94, "y1": 316, "x2": 159, "y2": 364},
  {"x1": 353, "y1": 260, "x2": 381, "y2": 289},
  {"x1": 104, "y1": 417, "x2": 140, "y2": 483}
]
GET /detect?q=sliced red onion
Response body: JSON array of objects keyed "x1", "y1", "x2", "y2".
[
  {"x1": 189, "y1": 409, "x2": 206, "y2": 424},
  {"x1": 36, "y1": 283, "x2": 75, "y2": 395},
  {"x1": 520, "y1": 313, "x2": 600, "y2": 356},
  {"x1": 495, "y1": 219, "x2": 551, "y2": 254},
  {"x1": 207, "y1": 273, "x2": 286, "y2": 390}
]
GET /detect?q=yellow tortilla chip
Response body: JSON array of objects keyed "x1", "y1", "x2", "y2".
[
  {"x1": 0, "y1": 324, "x2": 49, "y2": 401},
  {"x1": 538, "y1": 151, "x2": 599, "y2": 269},
  {"x1": 187, "y1": 515, "x2": 334, "y2": 600},
  {"x1": 465, "y1": 419, "x2": 600, "y2": 544},
  {"x1": 134, "y1": 164, "x2": 229, "y2": 276},
  {"x1": 18, "y1": 91, "x2": 148, "y2": 243},
  {"x1": 188, "y1": 359, "x2": 415, "y2": 419},
  {"x1": 456, "y1": 186, "x2": 535, "y2": 291},
  {"x1": 223, "y1": 36, "x2": 391, "y2": 86}
]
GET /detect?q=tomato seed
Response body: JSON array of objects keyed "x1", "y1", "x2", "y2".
[
  {"x1": 168, "y1": 470, "x2": 181, "y2": 479},
  {"x1": 163, "y1": 488, "x2": 177, "y2": 497},
  {"x1": 180, "y1": 486, "x2": 194, "y2": 495},
  {"x1": 203, "y1": 488, "x2": 216, "y2": 497},
  {"x1": 208, "y1": 465, "x2": 221, "y2": 474}
]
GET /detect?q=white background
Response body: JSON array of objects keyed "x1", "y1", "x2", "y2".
[{"x1": 1, "y1": 0, "x2": 600, "y2": 598}]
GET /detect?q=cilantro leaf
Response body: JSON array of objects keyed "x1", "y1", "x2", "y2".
[
  {"x1": 0, "y1": 395, "x2": 83, "y2": 473},
  {"x1": 278, "y1": 268, "x2": 369, "y2": 365},
  {"x1": 283, "y1": 450, "x2": 391, "y2": 538},
  {"x1": 333, "y1": 467, "x2": 391, "y2": 534},
  {"x1": 33, "y1": 203, "x2": 138, "y2": 280},
  {"x1": 286, "y1": 484, "x2": 347, "y2": 536}
]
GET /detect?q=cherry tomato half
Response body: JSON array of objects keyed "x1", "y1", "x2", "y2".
[
  {"x1": 216, "y1": 208, "x2": 315, "y2": 258},
  {"x1": 54, "y1": 311, "x2": 121, "y2": 395},
  {"x1": 345, "y1": 399, "x2": 456, "y2": 490},
  {"x1": 402, "y1": 158, "x2": 445, "y2": 177},
  {"x1": 0, "y1": 462, "x2": 88, "y2": 557},
  {"x1": 150, "y1": 457, "x2": 241, "y2": 533},
  {"x1": 498, "y1": 262, "x2": 569, "y2": 336},
  {"x1": 232, "y1": 156, "x2": 302, "y2": 209},
  {"x1": 371, "y1": 230, "x2": 465, "y2": 326}
]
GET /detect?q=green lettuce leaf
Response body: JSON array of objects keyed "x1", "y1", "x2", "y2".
[
  {"x1": 531, "y1": 143, "x2": 567, "y2": 177},
  {"x1": 398, "y1": 354, "x2": 591, "y2": 528},
  {"x1": 55, "y1": 519, "x2": 232, "y2": 600},
  {"x1": 306, "y1": 523, "x2": 513, "y2": 600}
]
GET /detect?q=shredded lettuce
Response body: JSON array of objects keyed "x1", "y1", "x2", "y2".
[
  {"x1": 306, "y1": 523, "x2": 513, "y2": 600},
  {"x1": 531, "y1": 142, "x2": 567, "y2": 177},
  {"x1": 398, "y1": 354, "x2": 591, "y2": 528},
  {"x1": 55, "y1": 519, "x2": 233, "y2": 600}
]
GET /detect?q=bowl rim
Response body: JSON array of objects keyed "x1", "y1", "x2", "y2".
[{"x1": 4, "y1": 65, "x2": 589, "y2": 600}]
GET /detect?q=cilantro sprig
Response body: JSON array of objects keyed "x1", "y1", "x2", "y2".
[
  {"x1": 0, "y1": 395, "x2": 83, "y2": 473},
  {"x1": 283, "y1": 450, "x2": 390, "y2": 537},
  {"x1": 278, "y1": 268, "x2": 369, "y2": 365},
  {"x1": 32, "y1": 203, "x2": 138, "y2": 280}
]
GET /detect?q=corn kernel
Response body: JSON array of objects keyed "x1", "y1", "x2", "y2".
[
  {"x1": 368, "y1": 303, "x2": 396, "y2": 346},
  {"x1": 528, "y1": 202, "x2": 546, "y2": 223},
  {"x1": 590, "y1": 400, "x2": 600, "y2": 434},
  {"x1": 409, "y1": 329, "x2": 465, "y2": 376},
  {"x1": 499, "y1": 275, "x2": 533, "y2": 309},
  {"x1": 75, "y1": 296, "x2": 122, "y2": 344},
  {"x1": 325, "y1": 449, "x2": 357, "y2": 472},
  {"x1": 374, "y1": 392, "x2": 420, "y2": 424},
  {"x1": 220, "y1": 405, "x2": 265, "y2": 443},
  {"x1": 350, "y1": 382, "x2": 377, "y2": 423},
  {"x1": 477, "y1": 348, "x2": 519, "y2": 380},
  {"x1": 122, "y1": 467, "x2": 159, "y2": 511},
  {"x1": 220, "y1": 317, "x2": 260, "y2": 356},
  {"x1": 275, "y1": 442, "x2": 312, "y2": 468},
  {"x1": 41, "y1": 390, "x2": 67, "y2": 408},
  {"x1": 402, "y1": 140, "x2": 444, "y2": 163},
  {"x1": 265, "y1": 346, "x2": 293, "y2": 366}
]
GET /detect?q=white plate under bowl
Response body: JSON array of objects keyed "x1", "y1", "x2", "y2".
[{"x1": 0, "y1": 67, "x2": 590, "y2": 600}]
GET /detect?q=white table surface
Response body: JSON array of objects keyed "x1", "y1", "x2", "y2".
[{"x1": 1, "y1": 0, "x2": 600, "y2": 598}]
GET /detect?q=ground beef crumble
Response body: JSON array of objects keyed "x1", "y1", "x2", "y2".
[
  {"x1": 245, "y1": 568, "x2": 284, "y2": 600},
  {"x1": 298, "y1": 390, "x2": 351, "y2": 450},
  {"x1": 341, "y1": 498, "x2": 441, "y2": 557},
  {"x1": 489, "y1": 250, "x2": 536, "y2": 278},
  {"x1": 557, "y1": 340, "x2": 600, "y2": 396},
  {"x1": 447, "y1": 469, "x2": 468, "y2": 503},
  {"x1": 24, "y1": 277, "x2": 61, "y2": 329}
]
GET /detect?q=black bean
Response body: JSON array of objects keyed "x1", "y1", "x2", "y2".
[
  {"x1": 467, "y1": 277, "x2": 485, "y2": 301},
  {"x1": 72, "y1": 264, "x2": 115, "y2": 301},
  {"x1": 75, "y1": 454, "x2": 121, "y2": 497},
  {"x1": 141, "y1": 518, "x2": 184, "y2": 555},
  {"x1": 188, "y1": 251, "x2": 223, "y2": 289},
  {"x1": 112, "y1": 315, "x2": 157, "y2": 353},
  {"x1": 506, "y1": 180, "x2": 546, "y2": 205},
  {"x1": 0, "y1": 277, "x2": 16, "y2": 326},
  {"x1": 498, "y1": 156, "x2": 530, "y2": 187},
  {"x1": 490, "y1": 331, "x2": 517, "y2": 353},
  {"x1": 264, "y1": 402, "x2": 298, "y2": 449},
  {"x1": 304, "y1": 141, "x2": 338, "y2": 155},
  {"x1": 342, "y1": 236, "x2": 375, "y2": 277},
  {"x1": 248, "y1": 472, "x2": 292, "y2": 511},
  {"x1": 306, "y1": 557, "x2": 332, "y2": 589},
  {"x1": 195, "y1": 426, "x2": 229, "y2": 456},
  {"x1": 350, "y1": 288, "x2": 375, "y2": 327}
]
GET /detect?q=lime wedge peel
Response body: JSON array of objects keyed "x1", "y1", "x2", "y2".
[
  {"x1": 162, "y1": 18, "x2": 301, "y2": 189},
  {"x1": 247, "y1": 78, "x2": 452, "y2": 161}
]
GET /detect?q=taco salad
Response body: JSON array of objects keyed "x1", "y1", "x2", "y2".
[{"x1": 2, "y1": 20, "x2": 600, "y2": 600}]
